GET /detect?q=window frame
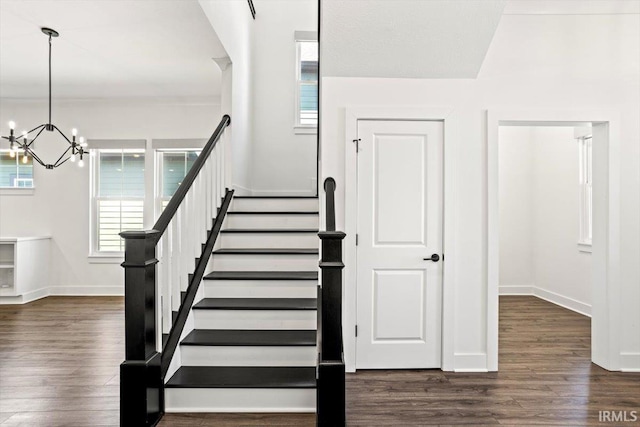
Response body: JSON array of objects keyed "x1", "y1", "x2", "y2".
[
  {"x1": 294, "y1": 35, "x2": 318, "y2": 133},
  {"x1": 0, "y1": 149, "x2": 34, "y2": 194},
  {"x1": 89, "y1": 148, "x2": 146, "y2": 258},
  {"x1": 578, "y1": 135, "x2": 593, "y2": 253},
  {"x1": 155, "y1": 149, "x2": 202, "y2": 221}
]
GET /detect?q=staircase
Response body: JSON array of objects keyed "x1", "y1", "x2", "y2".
[{"x1": 164, "y1": 196, "x2": 320, "y2": 412}]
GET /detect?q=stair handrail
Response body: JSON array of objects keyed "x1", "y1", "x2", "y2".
[
  {"x1": 119, "y1": 114, "x2": 231, "y2": 426},
  {"x1": 317, "y1": 177, "x2": 346, "y2": 426},
  {"x1": 153, "y1": 114, "x2": 230, "y2": 238}
]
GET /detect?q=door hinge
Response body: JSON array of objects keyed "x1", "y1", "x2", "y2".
[
  {"x1": 355, "y1": 325, "x2": 358, "y2": 337},
  {"x1": 353, "y1": 138, "x2": 361, "y2": 152},
  {"x1": 356, "y1": 234, "x2": 359, "y2": 246},
  {"x1": 442, "y1": 253, "x2": 445, "y2": 261}
]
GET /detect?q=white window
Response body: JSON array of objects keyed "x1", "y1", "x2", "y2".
[
  {"x1": 91, "y1": 149, "x2": 145, "y2": 254},
  {"x1": 0, "y1": 150, "x2": 33, "y2": 188},
  {"x1": 578, "y1": 136, "x2": 593, "y2": 250},
  {"x1": 295, "y1": 35, "x2": 318, "y2": 131},
  {"x1": 156, "y1": 150, "x2": 200, "y2": 217}
]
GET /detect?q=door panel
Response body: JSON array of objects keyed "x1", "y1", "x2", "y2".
[{"x1": 356, "y1": 120, "x2": 443, "y2": 369}]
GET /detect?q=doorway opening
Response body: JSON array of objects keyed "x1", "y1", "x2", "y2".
[
  {"x1": 487, "y1": 111, "x2": 621, "y2": 372},
  {"x1": 498, "y1": 124, "x2": 593, "y2": 369}
]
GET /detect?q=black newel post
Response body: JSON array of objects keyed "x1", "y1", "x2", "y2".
[{"x1": 120, "y1": 230, "x2": 163, "y2": 427}]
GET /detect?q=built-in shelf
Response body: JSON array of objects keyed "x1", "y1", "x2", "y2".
[{"x1": 0, "y1": 237, "x2": 50, "y2": 303}]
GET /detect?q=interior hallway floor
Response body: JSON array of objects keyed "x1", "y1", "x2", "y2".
[{"x1": 0, "y1": 296, "x2": 638, "y2": 426}]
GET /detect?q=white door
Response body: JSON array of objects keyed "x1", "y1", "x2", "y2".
[{"x1": 355, "y1": 119, "x2": 443, "y2": 369}]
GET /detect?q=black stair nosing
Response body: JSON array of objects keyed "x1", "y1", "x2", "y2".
[
  {"x1": 212, "y1": 248, "x2": 319, "y2": 255},
  {"x1": 220, "y1": 228, "x2": 319, "y2": 233},
  {"x1": 227, "y1": 211, "x2": 319, "y2": 215},
  {"x1": 193, "y1": 297, "x2": 317, "y2": 311},
  {"x1": 165, "y1": 366, "x2": 317, "y2": 389},
  {"x1": 181, "y1": 329, "x2": 316, "y2": 347},
  {"x1": 204, "y1": 271, "x2": 318, "y2": 281},
  {"x1": 233, "y1": 196, "x2": 318, "y2": 199}
]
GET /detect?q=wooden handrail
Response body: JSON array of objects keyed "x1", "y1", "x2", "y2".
[{"x1": 153, "y1": 114, "x2": 230, "y2": 238}]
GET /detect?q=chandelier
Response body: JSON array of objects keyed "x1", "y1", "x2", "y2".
[{"x1": 2, "y1": 28, "x2": 88, "y2": 169}]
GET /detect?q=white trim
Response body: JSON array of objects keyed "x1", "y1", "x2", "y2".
[
  {"x1": 620, "y1": 353, "x2": 640, "y2": 372},
  {"x1": 343, "y1": 105, "x2": 456, "y2": 372},
  {"x1": 487, "y1": 107, "x2": 622, "y2": 372},
  {"x1": 49, "y1": 286, "x2": 123, "y2": 296},
  {"x1": 578, "y1": 241, "x2": 593, "y2": 253},
  {"x1": 0, "y1": 287, "x2": 48, "y2": 304},
  {"x1": 453, "y1": 353, "x2": 488, "y2": 372},
  {"x1": 0, "y1": 188, "x2": 35, "y2": 196},
  {"x1": 534, "y1": 287, "x2": 591, "y2": 317},
  {"x1": 294, "y1": 126, "x2": 317, "y2": 135},
  {"x1": 87, "y1": 254, "x2": 124, "y2": 264},
  {"x1": 499, "y1": 284, "x2": 534, "y2": 295}
]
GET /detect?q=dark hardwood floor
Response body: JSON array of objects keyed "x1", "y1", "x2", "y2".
[{"x1": 0, "y1": 296, "x2": 638, "y2": 426}]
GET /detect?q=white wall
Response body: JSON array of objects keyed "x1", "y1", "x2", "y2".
[
  {"x1": 0, "y1": 97, "x2": 221, "y2": 295},
  {"x1": 199, "y1": 0, "x2": 254, "y2": 193},
  {"x1": 320, "y1": 11, "x2": 640, "y2": 371},
  {"x1": 250, "y1": 0, "x2": 317, "y2": 196},
  {"x1": 499, "y1": 126, "x2": 592, "y2": 315}
]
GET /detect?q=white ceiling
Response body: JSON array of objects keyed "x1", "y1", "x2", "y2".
[
  {"x1": 321, "y1": 0, "x2": 507, "y2": 79},
  {"x1": 0, "y1": 0, "x2": 226, "y2": 99}
]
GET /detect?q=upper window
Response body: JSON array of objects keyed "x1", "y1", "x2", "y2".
[
  {"x1": 0, "y1": 150, "x2": 33, "y2": 188},
  {"x1": 295, "y1": 38, "x2": 318, "y2": 129},
  {"x1": 91, "y1": 149, "x2": 145, "y2": 253},
  {"x1": 578, "y1": 136, "x2": 592, "y2": 248},
  {"x1": 156, "y1": 150, "x2": 200, "y2": 214}
]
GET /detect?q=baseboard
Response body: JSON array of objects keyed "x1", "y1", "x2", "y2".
[
  {"x1": 453, "y1": 352, "x2": 488, "y2": 372},
  {"x1": 250, "y1": 189, "x2": 317, "y2": 197},
  {"x1": 533, "y1": 287, "x2": 591, "y2": 317},
  {"x1": 232, "y1": 183, "x2": 253, "y2": 196},
  {"x1": 620, "y1": 352, "x2": 640, "y2": 372},
  {"x1": 49, "y1": 286, "x2": 124, "y2": 296},
  {"x1": 499, "y1": 284, "x2": 534, "y2": 295},
  {"x1": 0, "y1": 287, "x2": 49, "y2": 304}
]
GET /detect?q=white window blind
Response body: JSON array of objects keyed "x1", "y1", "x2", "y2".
[
  {"x1": 0, "y1": 150, "x2": 33, "y2": 188},
  {"x1": 295, "y1": 38, "x2": 318, "y2": 127},
  {"x1": 156, "y1": 150, "x2": 200, "y2": 216},
  {"x1": 93, "y1": 150, "x2": 145, "y2": 253}
]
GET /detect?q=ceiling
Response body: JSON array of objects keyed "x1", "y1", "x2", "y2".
[
  {"x1": 321, "y1": 0, "x2": 507, "y2": 79},
  {"x1": 0, "y1": 0, "x2": 226, "y2": 99}
]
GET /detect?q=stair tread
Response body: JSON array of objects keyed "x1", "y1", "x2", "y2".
[
  {"x1": 181, "y1": 329, "x2": 316, "y2": 346},
  {"x1": 213, "y1": 248, "x2": 319, "y2": 255},
  {"x1": 221, "y1": 228, "x2": 319, "y2": 233},
  {"x1": 166, "y1": 366, "x2": 316, "y2": 389},
  {"x1": 204, "y1": 271, "x2": 318, "y2": 281},
  {"x1": 227, "y1": 211, "x2": 319, "y2": 215},
  {"x1": 193, "y1": 298, "x2": 317, "y2": 310}
]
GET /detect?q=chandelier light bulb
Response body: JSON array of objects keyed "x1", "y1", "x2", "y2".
[
  {"x1": 9, "y1": 151, "x2": 16, "y2": 159},
  {"x1": 70, "y1": 153, "x2": 76, "y2": 162},
  {"x1": 8, "y1": 121, "x2": 15, "y2": 130},
  {"x1": 22, "y1": 154, "x2": 28, "y2": 164},
  {"x1": 78, "y1": 158, "x2": 84, "y2": 168},
  {"x1": 72, "y1": 128, "x2": 78, "y2": 136}
]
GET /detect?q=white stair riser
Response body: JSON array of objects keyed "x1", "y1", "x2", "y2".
[
  {"x1": 231, "y1": 198, "x2": 318, "y2": 212},
  {"x1": 226, "y1": 214, "x2": 318, "y2": 229},
  {"x1": 165, "y1": 388, "x2": 316, "y2": 413},
  {"x1": 219, "y1": 233, "x2": 318, "y2": 249},
  {"x1": 210, "y1": 254, "x2": 318, "y2": 271},
  {"x1": 204, "y1": 280, "x2": 318, "y2": 299},
  {"x1": 194, "y1": 309, "x2": 316, "y2": 330},
  {"x1": 180, "y1": 346, "x2": 317, "y2": 367}
]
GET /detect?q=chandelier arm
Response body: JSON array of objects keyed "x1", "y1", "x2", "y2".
[
  {"x1": 51, "y1": 125, "x2": 73, "y2": 145},
  {"x1": 27, "y1": 150, "x2": 46, "y2": 167},
  {"x1": 54, "y1": 156, "x2": 72, "y2": 168},
  {"x1": 26, "y1": 126, "x2": 47, "y2": 148},
  {"x1": 26, "y1": 124, "x2": 47, "y2": 135},
  {"x1": 52, "y1": 145, "x2": 72, "y2": 167}
]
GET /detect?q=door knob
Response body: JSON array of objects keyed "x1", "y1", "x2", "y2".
[{"x1": 424, "y1": 254, "x2": 440, "y2": 262}]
